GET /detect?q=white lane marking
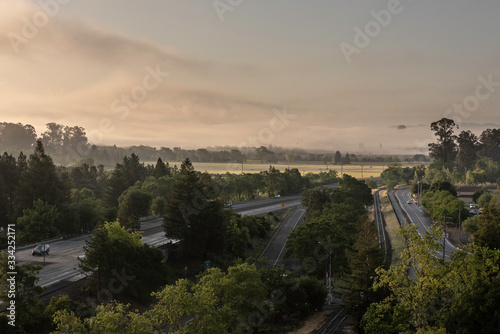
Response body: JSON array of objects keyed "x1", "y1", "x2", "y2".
[{"x1": 274, "y1": 209, "x2": 306, "y2": 266}]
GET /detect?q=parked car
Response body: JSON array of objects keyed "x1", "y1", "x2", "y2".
[{"x1": 32, "y1": 244, "x2": 50, "y2": 256}]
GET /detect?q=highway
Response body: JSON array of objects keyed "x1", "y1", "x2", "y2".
[
  {"x1": 390, "y1": 188, "x2": 457, "y2": 261},
  {"x1": 257, "y1": 205, "x2": 306, "y2": 266},
  {"x1": 13, "y1": 192, "x2": 309, "y2": 294}
]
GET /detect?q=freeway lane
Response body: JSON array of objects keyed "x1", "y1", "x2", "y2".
[
  {"x1": 12, "y1": 184, "x2": 338, "y2": 296},
  {"x1": 14, "y1": 218, "x2": 175, "y2": 292},
  {"x1": 232, "y1": 194, "x2": 302, "y2": 215},
  {"x1": 258, "y1": 206, "x2": 306, "y2": 266},
  {"x1": 392, "y1": 188, "x2": 457, "y2": 261},
  {"x1": 12, "y1": 193, "x2": 311, "y2": 293}
]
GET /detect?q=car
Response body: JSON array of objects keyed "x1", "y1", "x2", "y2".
[
  {"x1": 275, "y1": 194, "x2": 281, "y2": 198},
  {"x1": 32, "y1": 244, "x2": 49, "y2": 256},
  {"x1": 407, "y1": 200, "x2": 412, "y2": 204}
]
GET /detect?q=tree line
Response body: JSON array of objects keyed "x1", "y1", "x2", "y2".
[
  {"x1": 0, "y1": 140, "x2": 340, "y2": 249},
  {"x1": 428, "y1": 118, "x2": 500, "y2": 184},
  {"x1": 1, "y1": 122, "x2": 428, "y2": 168}
]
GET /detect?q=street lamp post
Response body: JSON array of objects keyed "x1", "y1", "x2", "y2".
[{"x1": 442, "y1": 216, "x2": 452, "y2": 260}]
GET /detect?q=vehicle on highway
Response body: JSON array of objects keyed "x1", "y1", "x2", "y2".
[
  {"x1": 32, "y1": 244, "x2": 50, "y2": 256},
  {"x1": 224, "y1": 201, "x2": 233, "y2": 208},
  {"x1": 407, "y1": 200, "x2": 412, "y2": 204},
  {"x1": 275, "y1": 194, "x2": 281, "y2": 198}
]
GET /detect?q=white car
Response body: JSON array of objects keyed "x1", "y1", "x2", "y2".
[
  {"x1": 407, "y1": 200, "x2": 412, "y2": 204},
  {"x1": 275, "y1": 194, "x2": 281, "y2": 198}
]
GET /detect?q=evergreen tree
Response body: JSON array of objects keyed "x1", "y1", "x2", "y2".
[
  {"x1": 334, "y1": 150, "x2": 342, "y2": 164},
  {"x1": 153, "y1": 157, "x2": 170, "y2": 178},
  {"x1": 104, "y1": 154, "x2": 146, "y2": 209},
  {"x1": 162, "y1": 158, "x2": 226, "y2": 257},
  {"x1": 14, "y1": 141, "x2": 70, "y2": 215}
]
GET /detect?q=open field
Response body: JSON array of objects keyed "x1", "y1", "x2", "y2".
[{"x1": 144, "y1": 160, "x2": 424, "y2": 178}]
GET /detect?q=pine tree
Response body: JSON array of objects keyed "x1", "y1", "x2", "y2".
[
  {"x1": 162, "y1": 158, "x2": 226, "y2": 257},
  {"x1": 334, "y1": 151, "x2": 342, "y2": 164},
  {"x1": 154, "y1": 157, "x2": 170, "y2": 178},
  {"x1": 14, "y1": 141, "x2": 70, "y2": 215}
]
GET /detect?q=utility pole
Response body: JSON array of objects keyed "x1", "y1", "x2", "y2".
[{"x1": 458, "y1": 208, "x2": 462, "y2": 241}]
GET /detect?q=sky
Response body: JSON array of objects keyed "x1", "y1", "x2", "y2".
[{"x1": 1, "y1": 0, "x2": 500, "y2": 154}]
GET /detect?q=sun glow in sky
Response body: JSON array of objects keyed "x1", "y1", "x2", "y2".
[{"x1": 1, "y1": 0, "x2": 500, "y2": 153}]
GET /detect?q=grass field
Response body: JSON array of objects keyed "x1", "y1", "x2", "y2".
[{"x1": 147, "y1": 160, "x2": 395, "y2": 178}]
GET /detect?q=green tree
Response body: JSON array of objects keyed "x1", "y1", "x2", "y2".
[
  {"x1": 479, "y1": 128, "x2": 500, "y2": 162},
  {"x1": 477, "y1": 192, "x2": 493, "y2": 207},
  {"x1": 163, "y1": 159, "x2": 227, "y2": 257},
  {"x1": 14, "y1": 140, "x2": 70, "y2": 215},
  {"x1": 17, "y1": 199, "x2": 59, "y2": 244},
  {"x1": 103, "y1": 153, "x2": 147, "y2": 209},
  {"x1": 457, "y1": 130, "x2": 479, "y2": 170},
  {"x1": 79, "y1": 221, "x2": 168, "y2": 300},
  {"x1": 344, "y1": 217, "x2": 385, "y2": 327},
  {"x1": 361, "y1": 224, "x2": 500, "y2": 333},
  {"x1": 72, "y1": 188, "x2": 105, "y2": 233},
  {"x1": 428, "y1": 118, "x2": 458, "y2": 164},
  {"x1": 52, "y1": 301, "x2": 155, "y2": 334},
  {"x1": 473, "y1": 203, "x2": 500, "y2": 250},
  {"x1": 150, "y1": 263, "x2": 267, "y2": 333},
  {"x1": 153, "y1": 157, "x2": 170, "y2": 178},
  {"x1": 0, "y1": 251, "x2": 49, "y2": 334},
  {"x1": 286, "y1": 215, "x2": 351, "y2": 277},
  {"x1": 117, "y1": 188, "x2": 152, "y2": 230}
]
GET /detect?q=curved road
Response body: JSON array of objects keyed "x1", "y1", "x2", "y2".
[{"x1": 390, "y1": 188, "x2": 457, "y2": 261}]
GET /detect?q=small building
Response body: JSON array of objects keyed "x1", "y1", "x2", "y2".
[{"x1": 456, "y1": 186, "x2": 479, "y2": 204}]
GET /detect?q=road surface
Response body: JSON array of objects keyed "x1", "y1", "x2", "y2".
[
  {"x1": 390, "y1": 188, "x2": 457, "y2": 261},
  {"x1": 12, "y1": 191, "x2": 318, "y2": 294},
  {"x1": 257, "y1": 206, "x2": 306, "y2": 266}
]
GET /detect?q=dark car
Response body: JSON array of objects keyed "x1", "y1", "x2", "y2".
[{"x1": 32, "y1": 244, "x2": 50, "y2": 256}]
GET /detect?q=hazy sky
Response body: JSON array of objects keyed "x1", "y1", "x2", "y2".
[{"x1": 1, "y1": 0, "x2": 500, "y2": 154}]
